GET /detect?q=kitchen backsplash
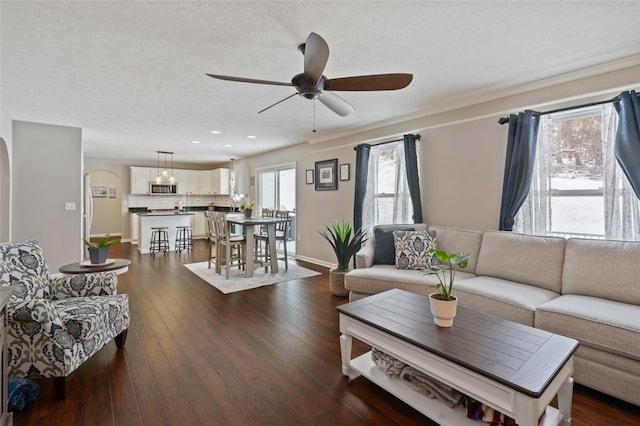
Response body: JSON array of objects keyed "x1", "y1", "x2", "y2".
[{"x1": 128, "y1": 194, "x2": 230, "y2": 210}]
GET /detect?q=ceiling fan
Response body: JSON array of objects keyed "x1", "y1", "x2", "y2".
[{"x1": 206, "y1": 32, "x2": 413, "y2": 117}]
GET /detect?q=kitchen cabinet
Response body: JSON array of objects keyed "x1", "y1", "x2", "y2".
[
  {"x1": 130, "y1": 167, "x2": 153, "y2": 194},
  {"x1": 198, "y1": 170, "x2": 213, "y2": 195},
  {"x1": 130, "y1": 213, "x2": 138, "y2": 244},
  {"x1": 192, "y1": 211, "x2": 206, "y2": 237},
  {"x1": 174, "y1": 169, "x2": 192, "y2": 195},
  {"x1": 211, "y1": 168, "x2": 230, "y2": 195}
]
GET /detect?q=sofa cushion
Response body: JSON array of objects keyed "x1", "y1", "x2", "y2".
[
  {"x1": 428, "y1": 226, "x2": 483, "y2": 274},
  {"x1": 454, "y1": 276, "x2": 559, "y2": 326},
  {"x1": 393, "y1": 230, "x2": 436, "y2": 270},
  {"x1": 475, "y1": 231, "x2": 565, "y2": 293},
  {"x1": 562, "y1": 238, "x2": 640, "y2": 305},
  {"x1": 345, "y1": 265, "x2": 476, "y2": 297},
  {"x1": 373, "y1": 225, "x2": 416, "y2": 265},
  {"x1": 535, "y1": 295, "x2": 640, "y2": 360}
]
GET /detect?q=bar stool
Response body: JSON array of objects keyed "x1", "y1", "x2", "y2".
[
  {"x1": 175, "y1": 226, "x2": 193, "y2": 253},
  {"x1": 149, "y1": 226, "x2": 169, "y2": 255}
]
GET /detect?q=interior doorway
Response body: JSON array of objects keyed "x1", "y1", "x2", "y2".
[
  {"x1": 256, "y1": 162, "x2": 296, "y2": 255},
  {"x1": 0, "y1": 138, "x2": 10, "y2": 242},
  {"x1": 87, "y1": 170, "x2": 122, "y2": 238}
]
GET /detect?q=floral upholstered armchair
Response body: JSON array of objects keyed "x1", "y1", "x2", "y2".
[{"x1": 0, "y1": 240, "x2": 130, "y2": 399}]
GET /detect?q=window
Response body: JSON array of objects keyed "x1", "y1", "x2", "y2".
[
  {"x1": 515, "y1": 104, "x2": 640, "y2": 240},
  {"x1": 362, "y1": 142, "x2": 413, "y2": 230}
]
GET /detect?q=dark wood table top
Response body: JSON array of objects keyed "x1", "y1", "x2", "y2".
[
  {"x1": 337, "y1": 289, "x2": 579, "y2": 397},
  {"x1": 59, "y1": 258, "x2": 131, "y2": 274}
]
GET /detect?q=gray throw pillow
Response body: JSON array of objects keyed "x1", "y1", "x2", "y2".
[{"x1": 373, "y1": 226, "x2": 415, "y2": 265}]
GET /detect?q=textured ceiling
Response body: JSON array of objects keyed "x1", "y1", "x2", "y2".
[{"x1": 2, "y1": 1, "x2": 639, "y2": 165}]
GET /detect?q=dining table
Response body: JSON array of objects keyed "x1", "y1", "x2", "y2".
[{"x1": 225, "y1": 214, "x2": 292, "y2": 278}]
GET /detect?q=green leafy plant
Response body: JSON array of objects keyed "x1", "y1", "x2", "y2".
[
  {"x1": 425, "y1": 249, "x2": 470, "y2": 301},
  {"x1": 241, "y1": 202, "x2": 255, "y2": 211},
  {"x1": 319, "y1": 220, "x2": 367, "y2": 272},
  {"x1": 84, "y1": 233, "x2": 119, "y2": 249}
]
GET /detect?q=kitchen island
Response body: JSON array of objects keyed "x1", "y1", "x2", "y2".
[{"x1": 137, "y1": 211, "x2": 194, "y2": 254}]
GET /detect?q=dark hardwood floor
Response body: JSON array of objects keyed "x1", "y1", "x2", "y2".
[{"x1": 13, "y1": 241, "x2": 639, "y2": 425}]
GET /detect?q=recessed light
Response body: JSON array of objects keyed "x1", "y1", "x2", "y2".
[
  {"x1": 210, "y1": 130, "x2": 221, "y2": 134},
  {"x1": 223, "y1": 144, "x2": 232, "y2": 148},
  {"x1": 247, "y1": 135, "x2": 257, "y2": 139},
  {"x1": 191, "y1": 140, "x2": 201, "y2": 144}
]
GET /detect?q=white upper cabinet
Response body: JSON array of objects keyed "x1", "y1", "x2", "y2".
[
  {"x1": 130, "y1": 167, "x2": 152, "y2": 194},
  {"x1": 211, "y1": 168, "x2": 230, "y2": 195},
  {"x1": 198, "y1": 170, "x2": 213, "y2": 195}
]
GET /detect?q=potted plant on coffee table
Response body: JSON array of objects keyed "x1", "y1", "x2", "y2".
[
  {"x1": 319, "y1": 219, "x2": 367, "y2": 296},
  {"x1": 84, "y1": 233, "x2": 119, "y2": 264},
  {"x1": 425, "y1": 248, "x2": 470, "y2": 327}
]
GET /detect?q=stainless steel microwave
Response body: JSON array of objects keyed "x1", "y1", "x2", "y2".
[{"x1": 149, "y1": 182, "x2": 177, "y2": 195}]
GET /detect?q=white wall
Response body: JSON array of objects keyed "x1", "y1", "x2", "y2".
[
  {"x1": 12, "y1": 121, "x2": 82, "y2": 270},
  {"x1": 238, "y1": 63, "x2": 640, "y2": 268},
  {"x1": 0, "y1": 110, "x2": 13, "y2": 242}
]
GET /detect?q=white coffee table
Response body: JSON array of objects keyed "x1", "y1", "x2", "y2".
[{"x1": 337, "y1": 289, "x2": 578, "y2": 426}]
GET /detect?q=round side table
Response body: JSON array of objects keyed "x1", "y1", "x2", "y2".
[{"x1": 59, "y1": 258, "x2": 131, "y2": 275}]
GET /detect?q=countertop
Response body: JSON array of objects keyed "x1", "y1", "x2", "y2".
[{"x1": 136, "y1": 211, "x2": 195, "y2": 216}]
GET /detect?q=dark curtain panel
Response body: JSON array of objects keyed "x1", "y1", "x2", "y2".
[
  {"x1": 499, "y1": 110, "x2": 540, "y2": 231},
  {"x1": 614, "y1": 90, "x2": 640, "y2": 199},
  {"x1": 353, "y1": 144, "x2": 371, "y2": 236},
  {"x1": 403, "y1": 134, "x2": 423, "y2": 223}
]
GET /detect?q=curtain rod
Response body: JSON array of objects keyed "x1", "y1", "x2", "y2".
[
  {"x1": 496, "y1": 94, "x2": 640, "y2": 125},
  {"x1": 353, "y1": 134, "x2": 421, "y2": 150}
]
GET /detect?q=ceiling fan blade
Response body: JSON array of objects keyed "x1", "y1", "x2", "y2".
[
  {"x1": 258, "y1": 92, "x2": 298, "y2": 114},
  {"x1": 318, "y1": 91, "x2": 355, "y2": 117},
  {"x1": 324, "y1": 73, "x2": 413, "y2": 91},
  {"x1": 303, "y1": 32, "x2": 329, "y2": 83},
  {"x1": 206, "y1": 74, "x2": 293, "y2": 87}
]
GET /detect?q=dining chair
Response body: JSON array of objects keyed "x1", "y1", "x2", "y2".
[
  {"x1": 205, "y1": 211, "x2": 218, "y2": 269},
  {"x1": 254, "y1": 209, "x2": 290, "y2": 272},
  {"x1": 254, "y1": 208, "x2": 274, "y2": 269},
  {"x1": 213, "y1": 212, "x2": 246, "y2": 279}
]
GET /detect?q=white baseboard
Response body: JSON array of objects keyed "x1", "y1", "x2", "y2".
[{"x1": 294, "y1": 255, "x2": 335, "y2": 270}]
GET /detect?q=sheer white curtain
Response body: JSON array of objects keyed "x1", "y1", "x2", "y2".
[
  {"x1": 514, "y1": 115, "x2": 552, "y2": 235},
  {"x1": 515, "y1": 105, "x2": 640, "y2": 240},
  {"x1": 602, "y1": 104, "x2": 640, "y2": 240},
  {"x1": 361, "y1": 142, "x2": 414, "y2": 233}
]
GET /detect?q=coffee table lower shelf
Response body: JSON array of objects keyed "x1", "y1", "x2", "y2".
[{"x1": 349, "y1": 352, "x2": 565, "y2": 426}]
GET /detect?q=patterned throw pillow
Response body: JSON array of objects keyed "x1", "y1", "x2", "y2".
[{"x1": 393, "y1": 230, "x2": 437, "y2": 270}]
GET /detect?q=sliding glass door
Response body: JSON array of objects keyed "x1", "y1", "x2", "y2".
[{"x1": 256, "y1": 162, "x2": 296, "y2": 254}]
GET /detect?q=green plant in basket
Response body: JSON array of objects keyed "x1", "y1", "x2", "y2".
[
  {"x1": 319, "y1": 219, "x2": 367, "y2": 272},
  {"x1": 425, "y1": 249, "x2": 470, "y2": 301}
]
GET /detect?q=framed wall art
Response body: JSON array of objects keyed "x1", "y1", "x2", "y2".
[
  {"x1": 314, "y1": 159, "x2": 338, "y2": 191},
  {"x1": 339, "y1": 163, "x2": 350, "y2": 181},
  {"x1": 305, "y1": 169, "x2": 314, "y2": 185}
]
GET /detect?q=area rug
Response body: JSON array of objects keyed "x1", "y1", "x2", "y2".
[{"x1": 184, "y1": 260, "x2": 321, "y2": 294}]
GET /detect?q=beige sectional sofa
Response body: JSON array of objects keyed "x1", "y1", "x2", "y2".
[{"x1": 345, "y1": 224, "x2": 640, "y2": 405}]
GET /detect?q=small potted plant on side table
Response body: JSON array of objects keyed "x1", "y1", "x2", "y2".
[
  {"x1": 319, "y1": 220, "x2": 367, "y2": 296},
  {"x1": 84, "y1": 234, "x2": 119, "y2": 264},
  {"x1": 425, "y1": 249, "x2": 470, "y2": 327}
]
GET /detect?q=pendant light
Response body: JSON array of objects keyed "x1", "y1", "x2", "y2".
[
  {"x1": 169, "y1": 152, "x2": 175, "y2": 184},
  {"x1": 156, "y1": 151, "x2": 161, "y2": 183}
]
